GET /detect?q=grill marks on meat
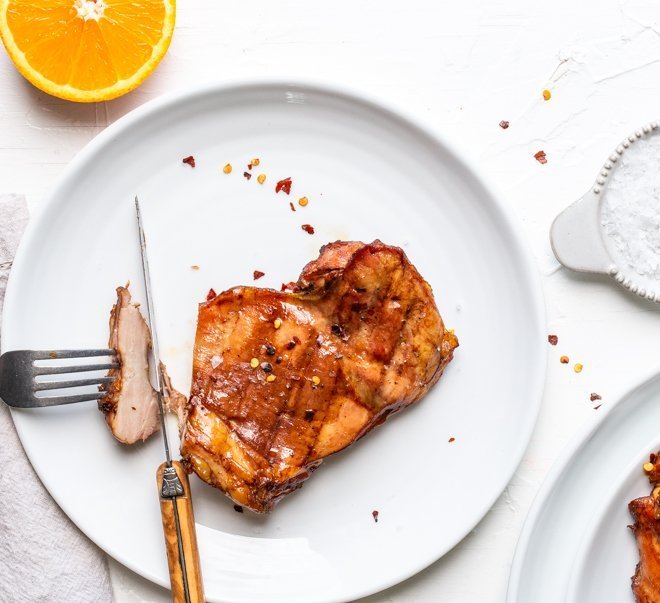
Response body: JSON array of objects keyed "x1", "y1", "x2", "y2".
[
  {"x1": 99, "y1": 286, "x2": 160, "y2": 444},
  {"x1": 182, "y1": 240, "x2": 458, "y2": 512},
  {"x1": 630, "y1": 453, "x2": 660, "y2": 602}
]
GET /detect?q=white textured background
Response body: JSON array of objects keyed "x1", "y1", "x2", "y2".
[{"x1": 3, "y1": 1, "x2": 660, "y2": 600}]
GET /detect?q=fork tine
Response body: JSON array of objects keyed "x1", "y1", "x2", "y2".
[
  {"x1": 32, "y1": 391, "x2": 108, "y2": 407},
  {"x1": 34, "y1": 376, "x2": 115, "y2": 392},
  {"x1": 33, "y1": 362, "x2": 119, "y2": 376},
  {"x1": 30, "y1": 349, "x2": 116, "y2": 360}
]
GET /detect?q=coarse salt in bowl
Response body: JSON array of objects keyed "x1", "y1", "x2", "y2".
[{"x1": 551, "y1": 121, "x2": 660, "y2": 302}]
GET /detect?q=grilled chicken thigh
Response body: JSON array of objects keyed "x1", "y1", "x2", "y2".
[
  {"x1": 630, "y1": 452, "x2": 660, "y2": 602},
  {"x1": 181, "y1": 240, "x2": 458, "y2": 512}
]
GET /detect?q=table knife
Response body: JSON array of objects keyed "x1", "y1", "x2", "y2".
[{"x1": 136, "y1": 196, "x2": 205, "y2": 603}]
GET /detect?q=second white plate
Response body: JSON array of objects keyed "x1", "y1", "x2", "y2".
[{"x1": 507, "y1": 374, "x2": 660, "y2": 603}]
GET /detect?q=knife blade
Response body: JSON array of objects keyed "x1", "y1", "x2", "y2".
[{"x1": 135, "y1": 196, "x2": 204, "y2": 603}]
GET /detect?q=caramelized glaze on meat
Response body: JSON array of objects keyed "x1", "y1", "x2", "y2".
[
  {"x1": 631, "y1": 452, "x2": 660, "y2": 602},
  {"x1": 181, "y1": 240, "x2": 458, "y2": 512}
]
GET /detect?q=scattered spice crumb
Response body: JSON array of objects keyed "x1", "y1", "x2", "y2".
[
  {"x1": 499, "y1": 120, "x2": 510, "y2": 129},
  {"x1": 274, "y1": 318, "x2": 282, "y2": 329},
  {"x1": 542, "y1": 89, "x2": 551, "y2": 101},
  {"x1": 261, "y1": 361, "x2": 273, "y2": 373},
  {"x1": 534, "y1": 150, "x2": 547, "y2": 165},
  {"x1": 253, "y1": 270, "x2": 265, "y2": 280},
  {"x1": 191, "y1": 265, "x2": 200, "y2": 271},
  {"x1": 243, "y1": 171, "x2": 252, "y2": 180},
  {"x1": 644, "y1": 462, "x2": 655, "y2": 473},
  {"x1": 448, "y1": 437, "x2": 455, "y2": 443},
  {"x1": 276, "y1": 177, "x2": 292, "y2": 194},
  {"x1": 372, "y1": 510, "x2": 379, "y2": 523},
  {"x1": 593, "y1": 404, "x2": 602, "y2": 410},
  {"x1": 251, "y1": 158, "x2": 260, "y2": 167},
  {"x1": 247, "y1": 163, "x2": 252, "y2": 170},
  {"x1": 182, "y1": 155, "x2": 195, "y2": 168},
  {"x1": 590, "y1": 393, "x2": 602, "y2": 402},
  {"x1": 223, "y1": 163, "x2": 232, "y2": 174},
  {"x1": 301, "y1": 224, "x2": 315, "y2": 235},
  {"x1": 573, "y1": 363, "x2": 583, "y2": 373},
  {"x1": 289, "y1": 202, "x2": 296, "y2": 212},
  {"x1": 560, "y1": 355, "x2": 569, "y2": 364},
  {"x1": 548, "y1": 334, "x2": 558, "y2": 345},
  {"x1": 257, "y1": 174, "x2": 266, "y2": 184},
  {"x1": 311, "y1": 376, "x2": 321, "y2": 386},
  {"x1": 266, "y1": 374, "x2": 276, "y2": 383},
  {"x1": 233, "y1": 505, "x2": 244, "y2": 513},
  {"x1": 298, "y1": 196, "x2": 309, "y2": 207},
  {"x1": 206, "y1": 288, "x2": 217, "y2": 301},
  {"x1": 250, "y1": 358, "x2": 259, "y2": 369},
  {"x1": 131, "y1": 406, "x2": 136, "y2": 411},
  {"x1": 265, "y1": 344, "x2": 276, "y2": 356},
  {"x1": 304, "y1": 410, "x2": 315, "y2": 421}
]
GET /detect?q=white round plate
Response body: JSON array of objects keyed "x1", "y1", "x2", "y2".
[
  {"x1": 3, "y1": 81, "x2": 545, "y2": 603},
  {"x1": 507, "y1": 374, "x2": 660, "y2": 603}
]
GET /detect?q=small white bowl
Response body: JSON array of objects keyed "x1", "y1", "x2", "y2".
[{"x1": 551, "y1": 120, "x2": 660, "y2": 302}]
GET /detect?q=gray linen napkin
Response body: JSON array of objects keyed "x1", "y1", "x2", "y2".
[{"x1": 0, "y1": 194, "x2": 113, "y2": 603}]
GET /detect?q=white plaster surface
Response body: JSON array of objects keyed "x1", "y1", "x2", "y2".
[{"x1": 3, "y1": 0, "x2": 660, "y2": 600}]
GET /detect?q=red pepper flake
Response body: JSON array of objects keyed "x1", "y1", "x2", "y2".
[
  {"x1": 559, "y1": 355, "x2": 569, "y2": 364},
  {"x1": 301, "y1": 224, "x2": 315, "y2": 235},
  {"x1": 243, "y1": 171, "x2": 252, "y2": 180},
  {"x1": 499, "y1": 120, "x2": 510, "y2": 129},
  {"x1": 593, "y1": 404, "x2": 602, "y2": 410},
  {"x1": 206, "y1": 288, "x2": 217, "y2": 301},
  {"x1": 281, "y1": 281, "x2": 298, "y2": 292},
  {"x1": 548, "y1": 334, "x2": 558, "y2": 345},
  {"x1": 233, "y1": 505, "x2": 244, "y2": 513},
  {"x1": 276, "y1": 177, "x2": 292, "y2": 194},
  {"x1": 448, "y1": 437, "x2": 455, "y2": 443},
  {"x1": 590, "y1": 393, "x2": 602, "y2": 402},
  {"x1": 247, "y1": 163, "x2": 253, "y2": 170},
  {"x1": 182, "y1": 155, "x2": 195, "y2": 168},
  {"x1": 253, "y1": 270, "x2": 265, "y2": 280},
  {"x1": 651, "y1": 453, "x2": 658, "y2": 464},
  {"x1": 289, "y1": 201, "x2": 296, "y2": 212},
  {"x1": 534, "y1": 150, "x2": 547, "y2": 164},
  {"x1": 372, "y1": 510, "x2": 379, "y2": 523}
]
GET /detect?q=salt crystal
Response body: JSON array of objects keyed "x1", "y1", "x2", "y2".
[{"x1": 601, "y1": 133, "x2": 660, "y2": 280}]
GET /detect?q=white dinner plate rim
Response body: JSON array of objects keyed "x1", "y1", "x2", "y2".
[
  {"x1": 505, "y1": 371, "x2": 658, "y2": 601},
  {"x1": 3, "y1": 78, "x2": 547, "y2": 600}
]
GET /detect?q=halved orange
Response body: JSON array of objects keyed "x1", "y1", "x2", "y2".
[{"x1": 0, "y1": 0, "x2": 175, "y2": 102}]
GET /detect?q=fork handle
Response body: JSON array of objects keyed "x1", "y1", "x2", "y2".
[{"x1": 157, "y1": 461, "x2": 205, "y2": 603}]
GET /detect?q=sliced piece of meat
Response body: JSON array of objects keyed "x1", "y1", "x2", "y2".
[
  {"x1": 99, "y1": 286, "x2": 160, "y2": 444},
  {"x1": 630, "y1": 452, "x2": 660, "y2": 602},
  {"x1": 181, "y1": 240, "x2": 458, "y2": 512},
  {"x1": 161, "y1": 362, "x2": 187, "y2": 434}
]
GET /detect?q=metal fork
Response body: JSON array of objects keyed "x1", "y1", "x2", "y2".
[{"x1": 0, "y1": 349, "x2": 118, "y2": 408}]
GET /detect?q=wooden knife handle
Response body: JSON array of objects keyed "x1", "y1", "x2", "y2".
[{"x1": 157, "y1": 461, "x2": 205, "y2": 603}]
